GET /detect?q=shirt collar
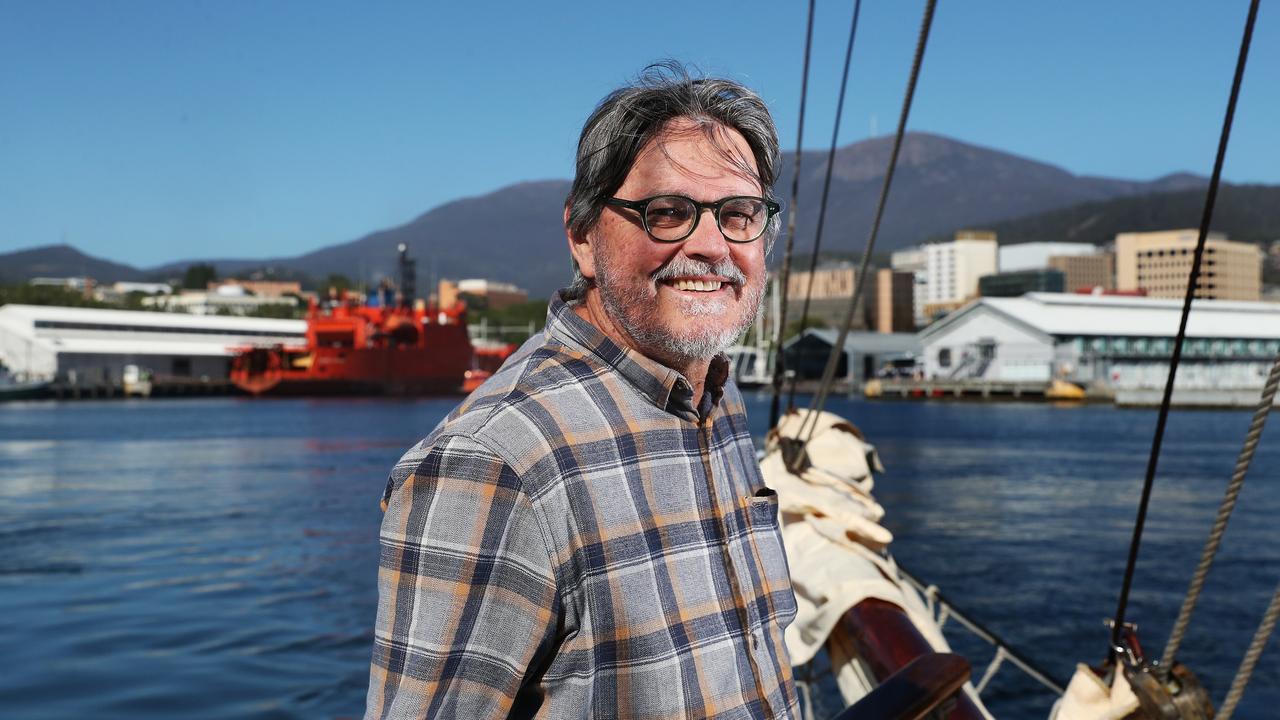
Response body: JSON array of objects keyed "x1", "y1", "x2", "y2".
[{"x1": 545, "y1": 290, "x2": 730, "y2": 418}]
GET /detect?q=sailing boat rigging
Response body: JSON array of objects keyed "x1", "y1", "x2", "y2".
[{"x1": 762, "y1": 1, "x2": 1277, "y2": 718}]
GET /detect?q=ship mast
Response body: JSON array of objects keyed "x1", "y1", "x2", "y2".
[{"x1": 397, "y1": 243, "x2": 417, "y2": 309}]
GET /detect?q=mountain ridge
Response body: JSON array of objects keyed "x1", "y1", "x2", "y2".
[{"x1": 7, "y1": 132, "x2": 1271, "y2": 297}]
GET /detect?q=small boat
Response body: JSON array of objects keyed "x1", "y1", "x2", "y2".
[
  {"x1": 122, "y1": 364, "x2": 153, "y2": 398},
  {"x1": 0, "y1": 367, "x2": 50, "y2": 401},
  {"x1": 726, "y1": 343, "x2": 773, "y2": 389}
]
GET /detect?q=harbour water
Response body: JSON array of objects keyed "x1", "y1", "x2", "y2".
[{"x1": 1, "y1": 396, "x2": 1277, "y2": 719}]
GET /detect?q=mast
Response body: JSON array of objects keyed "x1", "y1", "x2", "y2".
[{"x1": 397, "y1": 243, "x2": 417, "y2": 309}]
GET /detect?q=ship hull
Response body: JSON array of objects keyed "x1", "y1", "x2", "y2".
[{"x1": 232, "y1": 325, "x2": 475, "y2": 397}]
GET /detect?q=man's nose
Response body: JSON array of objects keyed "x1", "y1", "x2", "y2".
[{"x1": 680, "y1": 207, "x2": 731, "y2": 263}]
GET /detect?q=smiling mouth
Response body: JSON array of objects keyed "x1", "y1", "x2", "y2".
[{"x1": 668, "y1": 279, "x2": 727, "y2": 292}]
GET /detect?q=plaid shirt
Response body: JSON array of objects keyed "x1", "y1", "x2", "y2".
[{"x1": 366, "y1": 291, "x2": 798, "y2": 719}]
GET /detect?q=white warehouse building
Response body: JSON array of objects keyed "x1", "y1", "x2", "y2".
[
  {"x1": 918, "y1": 293, "x2": 1280, "y2": 394},
  {"x1": 0, "y1": 304, "x2": 305, "y2": 388}
]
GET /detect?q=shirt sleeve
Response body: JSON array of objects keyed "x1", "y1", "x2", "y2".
[{"x1": 366, "y1": 434, "x2": 559, "y2": 719}]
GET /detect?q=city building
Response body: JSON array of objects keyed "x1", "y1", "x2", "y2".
[
  {"x1": 113, "y1": 281, "x2": 173, "y2": 295},
  {"x1": 923, "y1": 231, "x2": 998, "y2": 321},
  {"x1": 998, "y1": 241, "x2": 1114, "y2": 292},
  {"x1": 782, "y1": 264, "x2": 914, "y2": 334},
  {"x1": 1115, "y1": 229, "x2": 1263, "y2": 301},
  {"x1": 438, "y1": 279, "x2": 529, "y2": 311},
  {"x1": 141, "y1": 284, "x2": 299, "y2": 315},
  {"x1": 917, "y1": 293, "x2": 1280, "y2": 397},
  {"x1": 978, "y1": 269, "x2": 1065, "y2": 297},
  {"x1": 782, "y1": 328, "x2": 920, "y2": 388},
  {"x1": 29, "y1": 276, "x2": 93, "y2": 291},
  {"x1": 873, "y1": 269, "x2": 915, "y2": 333},
  {"x1": 208, "y1": 279, "x2": 303, "y2": 298},
  {"x1": 999, "y1": 242, "x2": 1100, "y2": 272},
  {"x1": 784, "y1": 262, "x2": 868, "y2": 331},
  {"x1": 1050, "y1": 253, "x2": 1114, "y2": 292},
  {"x1": 0, "y1": 304, "x2": 304, "y2": 387},
  {"x1": 890, "y1": 247, "x2": 929, "y2": 327}
]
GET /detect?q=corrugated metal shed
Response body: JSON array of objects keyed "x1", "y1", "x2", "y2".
[{"x1": 922, "y1": 293, "x2": 1280, "y2": 340}]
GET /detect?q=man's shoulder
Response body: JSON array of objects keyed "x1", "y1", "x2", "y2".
[{"x1": 404, "y1": 337, "x2": 607, "y2": 473}]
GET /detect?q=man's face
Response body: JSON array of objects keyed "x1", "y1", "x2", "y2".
[{"x1": 575, "y1": 120, "x2": 769, "y2": 367}]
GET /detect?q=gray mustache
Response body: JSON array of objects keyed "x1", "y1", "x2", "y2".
[{"x1": 651, "y1": 257, "x2": 746, "y2": 285}]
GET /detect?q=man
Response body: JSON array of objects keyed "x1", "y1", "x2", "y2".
[{"x1": 366, "y1": 65, "x2": 798, "y2": 719}]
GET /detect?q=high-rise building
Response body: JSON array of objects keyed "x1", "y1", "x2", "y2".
[
  {"x1": 890, "y1": 247, "x2": 928, "y2": 327},
  {"x1": 923, "y1": 231, "x2": 998, "y2": 320},
  {"x1": 1115, "y1": 229, "x2": 1262, "y2": 301},
  {"x1": 872, "y1": 269, "x2": 915, "y2": 333},
  {"x1": 782, "y1": 264, "x2": 914, "y2": 334},
  {"x1": 783, "y1": 262, "x2": 867, "y2": 332}
]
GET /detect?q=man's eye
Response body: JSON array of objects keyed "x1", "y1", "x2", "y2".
[{"x1": 647, "y1": 204, "x2": 692, "y2": 226}]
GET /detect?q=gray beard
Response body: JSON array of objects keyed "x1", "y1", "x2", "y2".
[{"x1": 594, "y1": 252, "x2": 765, "y2": 366}]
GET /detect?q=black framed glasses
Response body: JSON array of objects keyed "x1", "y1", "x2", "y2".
[{"x1": 605, "y1": 195, "x2": 781, "y2": 243}]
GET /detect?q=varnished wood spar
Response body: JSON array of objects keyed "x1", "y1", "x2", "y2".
[
  {"x1": 831, "y1": 598, "x2": 986, "y2": 719},
  {"x1": 833, "y1": 652, "x2": 970, "y2": 720}
]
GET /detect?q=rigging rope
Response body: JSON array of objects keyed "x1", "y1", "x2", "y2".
[
  {"x1": 895, "y1": 562, "x2": 1066, "y2": 695},
  {"x1": 1110, "y1": 0, "x2": 1260, "y2": 658},
  {"x1": 1218, "y1": 579, "x2": 1280, "y2": 720},
  {"x1": 769, "y1": 0, "x2": 816, "y2": 429},
  {"x1": 1161, "y1": 351, "x2": 1280, "y2": 672},
  {"x1": 797, "y1": 0, "x2": 938, "y2": 446},
  {"x1": 787, "y1": 0, "x2": 864, "y2": 412}
]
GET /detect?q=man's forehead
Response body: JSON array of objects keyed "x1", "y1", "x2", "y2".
[{"x1": 626, "y1": 119, "x2": 761, "y2": 190}]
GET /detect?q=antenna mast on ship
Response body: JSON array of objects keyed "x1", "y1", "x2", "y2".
[{"x1": 397, "y1": 243, "x2": 416, "y2": 308}]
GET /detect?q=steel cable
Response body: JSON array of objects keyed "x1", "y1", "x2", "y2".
[
  {"x1": 1218, "y1": 579, "x2": 1280, "y2": 720},
  {"x1": 799, "y1": 0, "x2": 938, "y2": 445},
  {"x1": 769, "y1": 0, "x2": 816, "y2": 430},
  {"x1": 1161, "y1": 352, "x2": 1280, "y2": 673},
  {"x1": 1110, "y1": 0, "x2": 1260, "y2": 656},
  {"x1": 787, "y1": 0, "x2": 864, "y2": 413}
]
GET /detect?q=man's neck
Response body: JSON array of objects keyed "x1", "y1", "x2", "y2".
[{"x1": 571, "y1": 291, "x2": 712, "y2": 403}]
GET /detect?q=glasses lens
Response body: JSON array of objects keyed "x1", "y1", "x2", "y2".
[
  {"x1": 717, "y1": 197, "x2": 768, "y2": 241},
  {"x1": 643, "y1": 196, "x2": 696, "y2": 241}
]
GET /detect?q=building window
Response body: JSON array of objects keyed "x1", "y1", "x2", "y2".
[{"x1": 938, "y1": 348, "x2": 952, "y2": 368}]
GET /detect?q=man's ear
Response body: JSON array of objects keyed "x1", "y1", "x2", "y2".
[{"x1": 565, "y1": 205, "x2": 597, "y2": 280}]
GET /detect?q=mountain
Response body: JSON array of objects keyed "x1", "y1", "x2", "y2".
[
  {"x1": 0, "y1": 244, "x2": 149, "y2": 284},
  {"x1": 4, "y1": 133, "x2": 1266, "y2": 297},
  {"x1": 771, "y1": 132, "x2": 1207, "y2": 257},
  {"x1": 971, "y1": 184, "x2": 1280, "y2": 247},
  {"x1": 143, "y1": 180, "x2": 575, "y2": 294}
]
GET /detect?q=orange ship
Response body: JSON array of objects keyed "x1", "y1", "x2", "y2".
[{"x1": 231, "y1": 245, "x2": 502, "y2": 396}]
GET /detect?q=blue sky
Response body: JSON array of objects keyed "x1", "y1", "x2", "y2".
[{"x1": 2, "y1": 1, "x2": 1276, "y2": 268}]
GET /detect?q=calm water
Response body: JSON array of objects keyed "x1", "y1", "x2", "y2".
[{"x1": 1, "y1": 395, "x2": 1277, "y2": 719}]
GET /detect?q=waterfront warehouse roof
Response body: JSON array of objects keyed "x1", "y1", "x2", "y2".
[
  {"x1": 0, "y1": 304, "x2": 305, "y2": 369},
  {"x1": 0, "y1": 304, "x2": 306, "y2": 336},
  {"x1": 920, "y1": 293, "x2": 1280, "y2": 341},
  {"x1": 783, "y1": 329, "x2": 921, "y2": 355}
]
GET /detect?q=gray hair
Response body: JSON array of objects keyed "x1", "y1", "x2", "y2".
[{"x1": 564, "y1": 62, "x2": 781, "y2": 299}]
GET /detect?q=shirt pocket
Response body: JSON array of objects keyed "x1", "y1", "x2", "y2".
[
  {"x1": 748, "y1": 486, "x2": 780, "y2": 527},
  {"x1": 744, "y1": 486, "x2": 797, "y2": 626}
]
